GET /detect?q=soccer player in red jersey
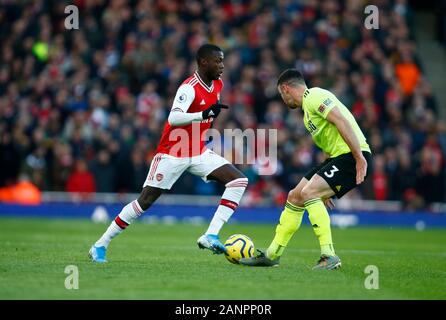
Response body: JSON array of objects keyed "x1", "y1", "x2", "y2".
[{"x1": 89, "y1": 44, "x2": 248, "y2": 263}]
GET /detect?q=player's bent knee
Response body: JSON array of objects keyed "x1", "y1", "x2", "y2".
[
  {"x1": 300, "y1": 186, "x2": 316, "y2": 203},
  {"x1": 287, "y1": 189, "x2": 304, "y2": 207}
]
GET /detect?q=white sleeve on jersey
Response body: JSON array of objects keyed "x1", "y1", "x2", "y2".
[{"x1": 168, "y1": 83, "x2": 204, "y2": 126}]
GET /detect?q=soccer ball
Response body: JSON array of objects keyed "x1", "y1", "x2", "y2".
[{"x1": 224, "y1": 234, "x2": 255, "y2": 264}]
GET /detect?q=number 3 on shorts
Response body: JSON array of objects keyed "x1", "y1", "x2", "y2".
[{"x1": 324, "y1": 165, "x2": 339, "y2": 178}]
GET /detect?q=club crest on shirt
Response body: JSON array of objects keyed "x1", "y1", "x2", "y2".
[
  {"x1": 156, "y1": 173, "x2": 164, "y2": 181},
  {"x1": 318, "y1": 98, "x2": 332, "y2": 113}
]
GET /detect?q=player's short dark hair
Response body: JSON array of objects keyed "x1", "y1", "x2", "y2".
[
  {"x1": 196, "y1": 44, "x2": 223, "y2": 64},
  {"x1": 277, "y1": 69, "x2": 306, "y2": 87}
]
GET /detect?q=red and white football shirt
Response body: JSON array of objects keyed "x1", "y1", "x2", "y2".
[{"x1": 156, "y1": 71, "x2": 223, "y2": 157}]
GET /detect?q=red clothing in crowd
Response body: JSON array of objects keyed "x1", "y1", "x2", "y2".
[
  {"x1": 372, "y1": 172, "x2": 388, "y2": 201},
  {"x1": 66, "y1": 171, "x2": 96, "y2": 193}
]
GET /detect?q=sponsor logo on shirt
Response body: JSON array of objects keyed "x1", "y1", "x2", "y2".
[{"x1": 308, "y1": 119, "x2": 317, "y2": 134}]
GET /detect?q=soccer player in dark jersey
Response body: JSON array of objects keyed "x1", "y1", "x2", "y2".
[
  {"x1": 89, "y1": 44, "x2": 248, "y2": 263},
  {"x1": 240, "y1": 69, "x2": 372, "y2": 270}
]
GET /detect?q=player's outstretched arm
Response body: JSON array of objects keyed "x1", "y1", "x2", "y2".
[{"x1": 326, "y1": 107, "x2": 367, "y2": 185}]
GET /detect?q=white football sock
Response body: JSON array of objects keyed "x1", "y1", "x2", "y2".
[
  {"x1": 205, "y1": 178, "x2": 248, "y2": 235},
  {"x1": 95, "y1": 200, "x2": 144, "y2": 248}
]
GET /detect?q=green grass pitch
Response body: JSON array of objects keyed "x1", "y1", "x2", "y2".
[{"x1": 0, "y1": 217, "x2": 445, "y2": 299}]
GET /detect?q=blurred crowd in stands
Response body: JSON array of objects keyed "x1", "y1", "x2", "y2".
[{"x1": 0, "y1": 0, "x2": 445, "y2": 210}]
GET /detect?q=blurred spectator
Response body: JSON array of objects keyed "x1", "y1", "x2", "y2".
[
  {"x1": 66, "y1": 159, "x2": 96, "y2": 194},
  {"x1": 390, "y1": 148, "x2": 416, "y2": 201},
  {"x1": 415, "y1": 135, "x2": 444, "y2": 204},
  {"x1": 0, "y1": 174, "x2": 41, "y2": 205},
  {"x1": 395, "y1": 52, "x2": 421, "y2": 97},
  {"x1": 434, "y1": 0, "x2": 446, "y2": 47},
  {"x1": 90, "y1": 149, "x2": 115, "y2": 193},
  {"x1": 0, "y1": 130, "x2": 21, "y2": 187},
  {"x1": 372, "y1": 154, "x2": 388, "y2": 201}
]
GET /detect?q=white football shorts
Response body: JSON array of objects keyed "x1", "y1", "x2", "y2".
[{"x1": 143, "y1": 149, "x2": 230, "y2": 190}]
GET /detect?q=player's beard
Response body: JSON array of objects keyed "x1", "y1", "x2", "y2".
[{"x1": 288, "y1": 99, "x2": 299, "y2": 109}]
